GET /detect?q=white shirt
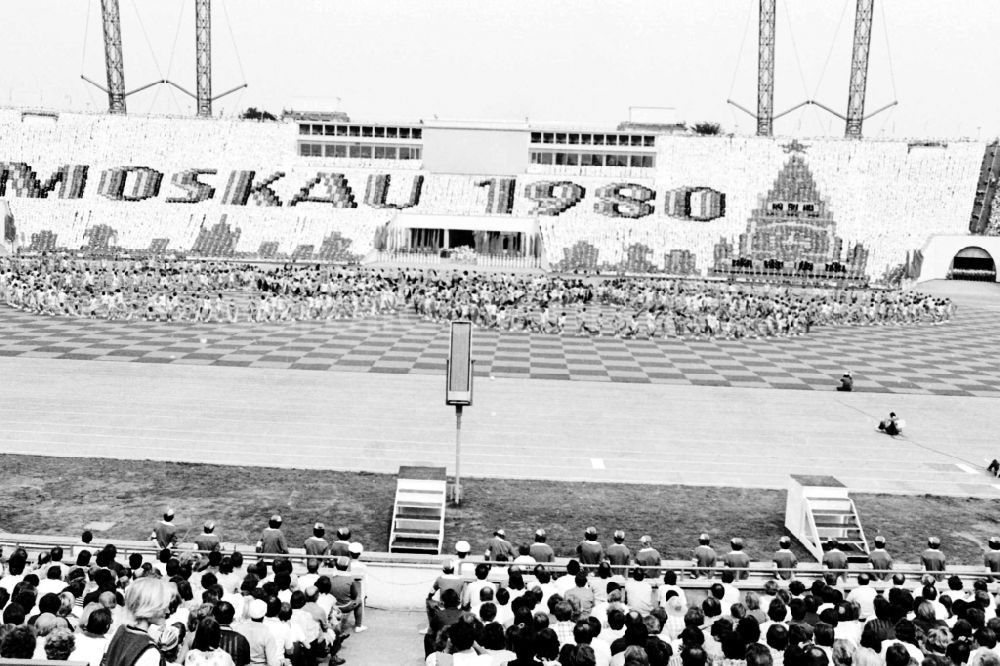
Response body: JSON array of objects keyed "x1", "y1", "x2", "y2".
[
  {"x1": 38, "y1": 577, "x2": 67, "y2": 597},
  {"x1": 847, "y1": 585, "x2": 878, "y2": 620},
  {"x1": 69, "y1": 633, "x2": 110, "y2": 666}
]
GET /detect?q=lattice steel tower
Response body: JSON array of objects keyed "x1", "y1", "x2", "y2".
[
  {"x1": 845, "y1": 0, "x2": 874, "y2": 138},
  {"x1": 195, "y1": 0, "x2": 213, "y2": 117},
  {"x1": 100, "y1": 0, "x2": 126, "y2": 114},
  {"x1": 757, "y1": 0, "x2": 776, "y2": 137}
]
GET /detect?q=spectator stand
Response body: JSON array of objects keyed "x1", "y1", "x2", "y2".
[
  {"x1": 785, "y1": 475, "x2": 870, "y2": 563},
  {"x1": 388, "y1": 466, "x2": 448, "y2": 555}
]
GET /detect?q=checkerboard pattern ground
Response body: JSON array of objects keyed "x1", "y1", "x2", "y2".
[{"x1": 1, "y1": 302, "x2": 998, "y2": 396}]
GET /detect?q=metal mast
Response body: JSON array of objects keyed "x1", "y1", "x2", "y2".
[
  {"x1": 845, "y1": 0, "x2": 874, "y2": 138},
  {"x1": 195, "y1": 0, "x2": 212, "y2": 117},
  {"x1": 757, "y1": 0, "x2": 776, "y2": 137},
  {"x1": 100, "y1": 0, "x2": 126, "y2": 114}
]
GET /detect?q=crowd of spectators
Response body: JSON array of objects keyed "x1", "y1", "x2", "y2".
[
  {"x1": 421, "y1": 529, "x2": 1000, "y2": 666},
  {"x1": 0, "y1": 257, "x2": 953, "y2": 339},
  {"x1": 0, "y1": 513, "x2": 370, "y2": 666}
]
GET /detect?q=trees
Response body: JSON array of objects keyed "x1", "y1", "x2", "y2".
[
  {"x1": 691, "y1": 122, "x2": 722, "y2": 136},
  {"x1": 240, "y1": 107, "x2": 277, "y2": 121}
]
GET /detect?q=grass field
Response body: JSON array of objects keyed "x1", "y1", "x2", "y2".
[{"x1": 1, "y1": 453, "x2": 997, "y2": 565}]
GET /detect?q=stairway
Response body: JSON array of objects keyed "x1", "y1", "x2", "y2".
[
  {"x1": 388, "y1": 466, "x2": 447, "y2": 554},
  {"x1": 805, "y1": 496, "x2": 870, "y2": 563}
]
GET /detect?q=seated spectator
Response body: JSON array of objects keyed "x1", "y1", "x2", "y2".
[
  {"x1": 44, "y1": 627, "x2": 76, "y2": 661},
  {"x1": 186, "y1": 617, "x2": 235, "y2": 666},
  {"x1": 1, "y1": 624, "x2": 37, "y2": 658},
  {"x1": 71, "y1": 607, "x2": 114, "y2": 666}
]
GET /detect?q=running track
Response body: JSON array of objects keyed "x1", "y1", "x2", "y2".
[{"x1": 0, "y1": 280, "x2": 998, "y2": 498}]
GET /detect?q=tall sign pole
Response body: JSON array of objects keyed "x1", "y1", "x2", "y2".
[{"x1": 445, "y1": 321, "x2": 474, "y2": 505}]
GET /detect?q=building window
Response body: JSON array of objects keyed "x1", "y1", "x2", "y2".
[
  {"x1": 412, "y1": 128, "x2": 422, "y2": 140},
  {"x1": 324, "y1": 144, "x2": 337, "y2": 157},
  {"x1": 531, "y1": 132, "x2": 541, "y2": 143},
  {"x1": 311, "y1": 124, "x2": 323, "y2": 135},
  {"x1": 349, "y1": 125, "x2": 360, "y2": 137},
  {"x1": 387, "y1": 127, "x2": 398, "y2": 138},
  {"x1": 593, "y1": 134, "x2": 605, "y2": 146},
  {"x1": 642, "y1": 155, "x2": 654, "y2": 168},
  {"x1": 374, "y1": 126, "x2": 385, "y2": 138},
  {"x1": 399, "y1": 128, "x2": 410, "y2": 139},
  {"x1": 300, "y1": 143, "x2": 311, "y2": 156},
  {"x1": 643, "y1": 135, "x2": 655, "y2": 147},
  {"x1": 299, "y1": 124, "x2": 309, "y2": 135}
]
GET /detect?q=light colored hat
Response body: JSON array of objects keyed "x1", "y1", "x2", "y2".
[
  {"x1": 204, "y1": 520, "x2": 215, "y2": 531},
  {"x1": 349, "y1": 542, "x2": 364, "y2": 555},
  {"x1": 455, "y1": 540, "x2": 470, "y2": 554},
  {"x1": 248, "y1": 599, "x2": 267, "y2": 620},
  {"x1": 640, "y1": 535, "x2": 652, "y2": 545},
  {"x1": 270, "y1": 514, "x2": 282, "y2": 524},
  {"x1": 314, "y1": 522, "x2": 325, "y2": 531}
]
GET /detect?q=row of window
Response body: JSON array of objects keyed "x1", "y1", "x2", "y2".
[
  {"x1": 530, "y1": 131, "x2": 656, "y2": 148},
  {"x1": 298, "y1": 124, "x2": 424, "y2": 140},
  {"x1": 530, "y1": 151, "x2": 655, "y2": 168},
  {"x1": 299, "y1": 142, "x2": 422, "y2": 159}
]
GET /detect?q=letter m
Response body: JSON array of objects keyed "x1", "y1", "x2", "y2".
[{"x1": 0, "y1": 163, "x2": 87, "y2": 199}]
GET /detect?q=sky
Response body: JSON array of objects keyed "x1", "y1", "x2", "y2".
[{"x1": 0, "y1": 0, "x2": 997, "y2": 139}]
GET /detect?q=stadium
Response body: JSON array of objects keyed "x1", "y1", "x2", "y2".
[{"x1": 1, "y1": 1, "x2": 1000, "y2": 666}]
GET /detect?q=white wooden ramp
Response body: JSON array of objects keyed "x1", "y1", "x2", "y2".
[
  {"x1": 785, "y1": 475, "x2": 870, "y2": 563},
  {"x1": 388, "y1": 466, "x2": 447, "y2": 554}
]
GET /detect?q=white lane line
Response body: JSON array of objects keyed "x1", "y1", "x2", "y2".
[
  {"x1": 955, "y1": 463, "x2": 979, "y2": 475},
  {"x1": 591, "y1": 458, "x2": 606, "y2": 470}
]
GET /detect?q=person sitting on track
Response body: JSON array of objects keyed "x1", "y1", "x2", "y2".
[
  {"x1": 878, "y1": 412, "x2": 903, "y2": 436},
  {"x1": 836, "y1": 370, "x2": 854, "y2": 392}
]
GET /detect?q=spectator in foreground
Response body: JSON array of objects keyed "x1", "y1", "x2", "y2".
[
  {"x1": 104, "y1": 577, "x2": 173, "y2": 666},
  {"x1": 185, "y1": 617, "x2": 235, "y2": 666}
]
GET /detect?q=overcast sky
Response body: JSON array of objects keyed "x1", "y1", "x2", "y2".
[{"x1": 1, "y1": 0, "x2": 996, "y2": 139}]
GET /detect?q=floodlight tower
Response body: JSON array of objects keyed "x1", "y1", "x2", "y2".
[
  {"x1": 844, "y1": 0, "x2": 874, "y2": 138},
  {"x1": 757, "y1": 0, "x2": 776, "y2": 137},
  {"x1": 101, "y1": 0, "x2": 127, "y2": 114},
  {"x1": 727, "y1": 0, "x2": 808, "y2": 135},
  {"x1": 195, "y1": 0, "x2": 212, "y2": 117}
]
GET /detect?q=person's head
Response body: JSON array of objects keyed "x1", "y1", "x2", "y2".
[
  {"x1": 895, "y1": 620, "x2": 918, "y2": 646},
  {"x1": 441, "y1": 588, "x2": 461, "y2": 609},
  {"x1": 268, "y1": 515, "x2": 282, "y2": 529},
  {"x1": 722, "y1": 632, "x2": 747, "y2": 659},
  {"x1": 213, "y1": 600, "x2": 236, "y2": 625},
  {"x1": 681, "y1": 646, "x2": 708, "y2": 666},
  {"x1": 479, "y1": 622, "x2": 506, "y2": 651},
  {"x1": 124, "y1": 576, "x2": 173, "y2": 626},
  {"x1": 536, "y1": 628, "x2": 560, "y2": 661},
  {"x1": 43, "y1": 627, "x2": 75, "y2": 660},
  {"x1": 193, "y1": 617, "x2": 222, "y2": 652},
  {"x1": 831, "y1": 640, "x2": 856, "y2": 666},
  {"x1": 508, "y1": 623, "x2": 537, "y2": 660},
  {"x1": 766, "y1": 624, "x2": 788, "y2": 651},
  {"x1": 702, "y1": 597, "x2": 722, "y2": 619},
  {"x1": 747, "y1": 643, "x2": 773, "y2": 666},
  {"x1": 924, "y1": 626, "x2": 953, "y2": 655},
  {"x1": 624, "y1": 644, "x2": 650, "y2": 666},
  {"x1": 85, "y1": 607, "x2": 113, "y2": 636},
  {"x1": 0, "y1": 624, "x2": 35, "y2": 658},
  {"x1": 975, "y1": 628, "x2": 998, "y2": 650},
  {"x1": 814, "y1": 623, "x2": 835, "y2": 647},
  {"x1": 885, "y1": 643, "x2": 911, "y2": 666},
  {"x1": 738, "y1": 616, "x2": 761, "y2": 645},
  {"x1": 947, "y1": 640, "x2": 971, "y2": 666}
]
